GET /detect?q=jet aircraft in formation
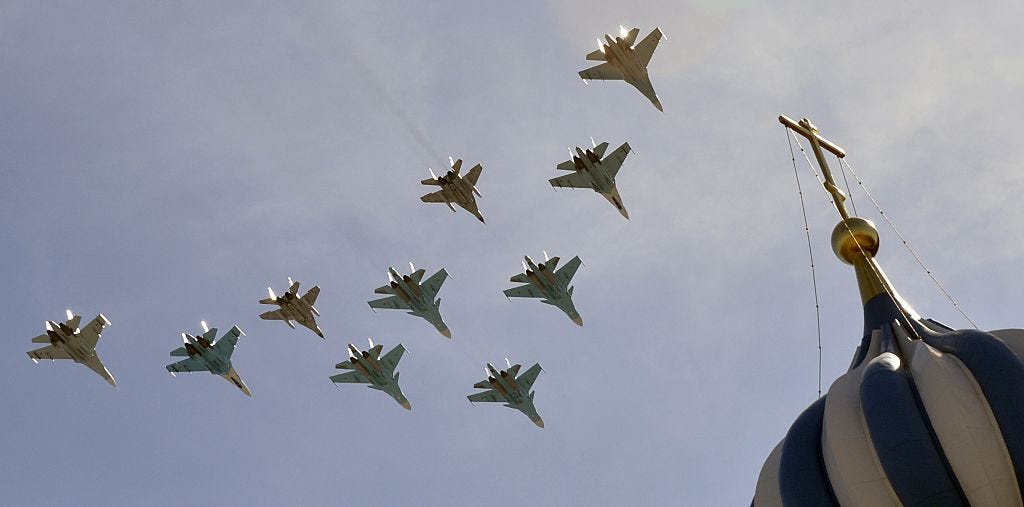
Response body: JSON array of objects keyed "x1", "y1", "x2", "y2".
[
  {"x1": 368, "y1": 263, "x2": 452, "y2": 338},
  {"x1": 551, "y1": 140, "x2": 633, "y2": 219},
  {"x1": 166, "y1": 321, "x2": 252, "y2": 396},
  {"x1": 468, "y1": 360, "x2": 545, "y2": 428},
  {"x1": 27, "y1": 309, "x2": 116, "y2": 388},
  {"x1": 579, "y1": 26, "x2": 665, "y2": 111},
  {"x1": 331, "y1": 339, "x2": 411, "y2": 410},
  {"x1": 504, "y1": 252, "x2": 584, "y2": 326},
  {"x1": 259, "y1": 277, "x2": 324, "y2": 338},
  {"x1": 421, "y1": 157, "x2": 485, "y2": 223}
]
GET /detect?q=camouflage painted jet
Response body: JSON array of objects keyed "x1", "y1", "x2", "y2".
[
  {"x1": 259, "y1": 277, "x2": 324, "y2": 338},
  {"x1": 550, "y1": 140, "x2": 632, "y2": 219},
  {"x1": 421, "y1": 157, "x2": 485, "y2": 223},
  {"x1": 468, "y1": 360, "x2": 545, "y2": 428},
  {"x1": 504, "y1": 252, "x2": 584, "y2": 326},
  {"x1": 368, "y1": 263, "x2": 451, "y2": 338},
  {"x1": 331, "y1": 339, "x2": 411, "y2": 410},
  {"x1": 579, "y1": 26, "x2": 665, "y2": 111},
  {"x1": 27, "y1": 309, "x2": 116, "y2": 388},
  {"x1": 166, "y1": 321, "x2": 251, "y2": 397}
]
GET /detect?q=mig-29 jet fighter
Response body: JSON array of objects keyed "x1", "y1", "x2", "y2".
[
  {"x1": 166, "y1": 321, "x2": 252, "y2": 396},
  {"x1": 579, "y1": 26, "x2": 665, "y2": 111},
  {"x1": 330, "y1": 339, "x2": 411, "y2": 410},
  {"x1": 468, "y1": 360, "x2": 545, "y2": 428},
  {"x1": 504, "y1": 252, "x2": 584, "y2": 326},
  {"x1": 421, "y1": 157, "x2": 485, "y2": 223},
  {"x1": 368, "y1": 263, "x2": 452, "y2": 338},
  {"x1": 550, "y1": 139, "x2": 632, "y2": 219},
  {"x1": 259, "y1": 277, "x2": 324, "y2": 339},
  {"x1": 27, "y1": 309, "x2": 116, "y2": 388}
]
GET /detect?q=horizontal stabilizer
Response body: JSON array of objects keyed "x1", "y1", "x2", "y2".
[
  {"x1": 510, "y1": 273, "x2": 530, "y2": 284},
  {"x1": 585, "y1": 48, "x2": 606, "y2": 61},
  {"x1": 31, "y1": 334, "x2": 50, "y2": 343},
  {"x1": 170, "y1": 346, "x2": 189, "y2": 357},
  {"x1": 258, "y1": 297, "x2": 275, "y2": 305},
  {"x1": 421, "y1": 178, "x2": 440, "y2": 186},
  {"x1": 374, "y1": 284, "x2": 395, "y2": 295},
  {"x1": 473, "y1": 380, "x2": 491, "y2": 389}
]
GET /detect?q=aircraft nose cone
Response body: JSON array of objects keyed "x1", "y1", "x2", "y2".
[
  {"x1": 652, "y1": 97, "x2": 664, "y2": 112},
  {"x1": 533, "y1": 417, "x2": 545, "y2": 428},
  {"x1": 572, "y1": 315, "x2": 584, "y2": 326},
  {"x1": 618, "y1": 207, "x2": 630, "y2": 220},
  {"x1": 400, "y1": 400, "x2": 412, "y2": 411},
  {"x1": 439, "y1": 327, "x2": 452, "y2": 339}
]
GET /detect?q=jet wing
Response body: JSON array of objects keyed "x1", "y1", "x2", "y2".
[
  {"x1": 379, "y1": 344, "x2": 406, "y2": 373},
  {"x1": 579, "y1": 62, "x2": 625, "y2": 81},
  {"x1": 78, "y1": 315, "x2": 109, "y2": 349},
  {"x1": 166, "y1": 356, "x2": 209, "y2": 373},
  {"x1": 301, "y1": 286, "x2": 320, "y2": 305},
  {"x1": 259, "y1": 309, "x2": 287, "y2": 321},
  {"x1": 601, "y1": 142, "x2": 631, "y2": 178},
  {"x1": 27, "y1": 345, "x2": 71, "y2": 361},
  {"x1": 368, "y1": 295, "x2": 411, "y2": 310},
  {"x1": 464, "y1": 164, "x2": 483, "y2": 186},
  {"x1": 421, "y1": 269, "x2": 448, "y2": 300},
  {"x1": 213, "y1": 326, "x2": 243, "y2": 357},
  {"x1": 330, "y1": 371, "x2": 370, "y2": 384},
  {"x1": 503, "y1": 284, "x2": 544, "y2": 299},
  {"x1": 421, "y1": 190, "x2": 448, "y2": 203},
  {"x1": 549, "y1": 171, "x2": 594, "y2": 190},
  {"x1": 555, "y1": 256, "x2": 583, "y2": 286},
  {"x1": 634, "y1": 27, "x2": 663, "y2": 67},
  {"x1": 517, "y1": 364, "x2": 543, "y2": 392},
  {"x1": 468, "y1": 389, "x2": 506, "y2": 403}
]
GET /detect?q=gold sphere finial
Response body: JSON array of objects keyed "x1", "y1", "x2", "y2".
[{"x1": 831, "y1": 217, "x2": 880, "y2": 264}]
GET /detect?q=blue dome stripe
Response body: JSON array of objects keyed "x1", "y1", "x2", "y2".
[
  {"x1": 860, "y1": 354, "x2": 966, "y2": 506},
  {"x1": 920, "y1": 326, "x2": 1024, "y2": 494},
  {"x1": 779, "y1": 396, "x2": 838, "y2": 506}
]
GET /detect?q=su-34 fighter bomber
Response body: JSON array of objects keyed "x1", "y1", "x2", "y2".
[
  {"x1": 331, "y1": 339, "x2": 411, "y2": 410},
  {"x1": 368, "y1": 263, "x2": 452, "y2": 338},
  {"x1": 259, "y1": 277, "x2": 324, "y2": 338},
  {"x1": 27, "y1": 309, "x2": 116, "y2": 388},
  {"x1": 166, "y1": 321, "x2": 252, "y2": 396},
  {"x1": 550, "y1": 139, "x2": 633, "y2": 219},
  {"x1": 468, "y1": 360, "x2": 545, "y2": 428},
  {"x1": 579, "y1": 26, "x2": 665, "y2": 111},
  {"x1": 420, "y1": 157, "x2": 485, "y2": 223},
  {"x1": 504, "y1": 252, "x2": 584, "y2": 326}
]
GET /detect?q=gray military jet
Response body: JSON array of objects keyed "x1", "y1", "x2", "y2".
[
  {"x1": 259, "y1": 277, "x2": 324, "y2": 339},
  {"x1": 579, "y1": 26, "x2": 665, "y2": 111},
  {"x1": 368, "y1": 263, "x2": 452, "y2": 338},
  {"x1": 550, "y1": 140, "x2": 632, "y2": 219},
  {"x1": 421, "y1": 157, "x2": 485, "y2": 223},
  {"x1": 331, "y1": 339, "x2": 411, "y2": 410},
  {"x1": 27, "y1": 309, "x2": 116, "y2": 388},
  {"x1": 504, "y1": 252, "x2": 584, "y2": 326},
  {"x1": 468, "y1": 360, "x2": 545, "y2": 428},
  {"x1": 166, "y1": 321, "x2": 251, "y2": 397}
]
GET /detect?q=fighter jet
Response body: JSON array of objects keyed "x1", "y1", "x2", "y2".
[
  {"x1": 579, "y1": 26, "x2": 665, "y2": 111},
  {"x1": 550, "y1": 139, "x2": 632, "y2": 219},
  {"x1": 166, "y1": 321, "x2": 252, "y2": 397},
  {"x1": 421, "y1": 157, "x2": 485, "y2": 223},
  {"x1": 259, "y1": 277, "x2": 324, "y2": 339},
  {"x1": 27, "y1": 309, "x2": 116, "y2": 388},
  {"x1": 504, "y1": 252, "x2": 584, "y2": 326},
  {"x1": 330, "y1": 339, "x2": 411, "y2": 410},
  {"x1": 368, "y1": 263, "x2": 452, "y2": 338},
  {"x1": 468, "y1": 360, "x2": 545, "y2": 428}
]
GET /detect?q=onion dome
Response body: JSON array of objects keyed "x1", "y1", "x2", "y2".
[{"x1": 755, "y1": 118, "x2": 1024, "y2": 506}]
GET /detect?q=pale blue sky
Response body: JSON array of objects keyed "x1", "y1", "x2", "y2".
[{"x1": 3, "y1": 1, "x2": 1023, "y2": 505}]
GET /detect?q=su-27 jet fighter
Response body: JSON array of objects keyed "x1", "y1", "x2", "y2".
[
  {"x1": 259, "y1": 277, "x2": 324, "y2": 338},
  {"x1": 27, "y1": 309, "x2": 116, "y2": 388},
  {"x1": 579, "y1": 26, "x2": 665, "y2": 111},
  {"x1": 550, "y1": 139, "x2": 632, "y2": 219},
  {"x1": 421, "y1": 157, "x2": 485, "y2": 223},
  {"x1": 368, "y1": 263, "x2": 452, "y2": 338},
  {"x1": 504, "y1": 252, "x2": 584, "y2": 326},
  {"x1": 468, "y1": 360, "x2": 545, "y2": 428},
  {"x1": 331, "y1": 339, "x2": 411, "y2": 410},
  {"x1": 166, "y1": 321, "x2": 252, "y2": 397}
]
